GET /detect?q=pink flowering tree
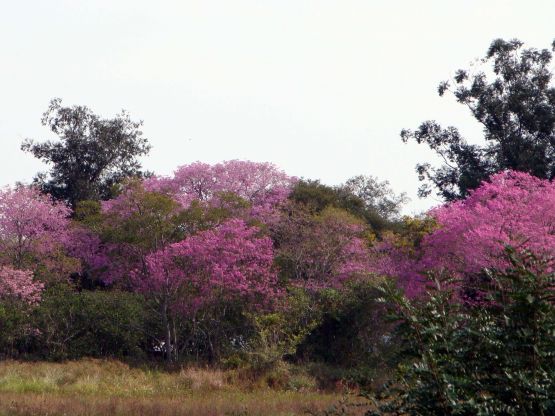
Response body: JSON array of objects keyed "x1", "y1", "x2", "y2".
[
  {"x1": 73, "y1": 197, "x2": 170, "y2": 288},
  {"x1": 0, "y1": 266, "x2": 43, "y2": 305},
  {"x1": 0, "y1": 186, "x2": 76, "y2": 279},
  {"x1": 144, "y1": 160, "x2": 296, "y2": 223},
  {"x1": 93, "y1": 180, "x2": 245, "y2": 286},
  {"x1": 135, "y1": 219, "x2": 278, "y2": 361},
  {"x1": 0, "y1": 266, "x2": 44, "y2": 355},
  {"x1": 373, "y1": 170, "x2": 555, "y2": 297},
  {"x1": 96, "y1": 160, "x2": 295, "y2": 281}
]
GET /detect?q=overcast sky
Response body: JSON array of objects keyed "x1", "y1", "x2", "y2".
[{"x1": 2, "y1": 0, "x2": 555, "y2": 214}]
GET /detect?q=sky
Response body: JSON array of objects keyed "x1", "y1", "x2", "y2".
[{"x1": 1, "y1": 0, "x2": 555, "y2": 214}]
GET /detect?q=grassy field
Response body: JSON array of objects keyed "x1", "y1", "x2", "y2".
[{"x1": 0, "y1": 359, "x2": 365, "y2": 416}]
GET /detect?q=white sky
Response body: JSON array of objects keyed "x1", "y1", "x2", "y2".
[{"x1": 1, "y1": 0, "x2": 555, "y2": 214}]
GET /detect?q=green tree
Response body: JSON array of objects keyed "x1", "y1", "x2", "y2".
[
  {"x1": 289, "y1": 179, "x2": 403, "y2": 232},
  {"x1": 22, "y1": 98, "x2": 151, "y2": 208},
  {"x1": 402, "y1": 38, "x2": 555, "y2": 201},
  {"x1": 32, "y1": 284, "x2": 148, "y2": 359}
]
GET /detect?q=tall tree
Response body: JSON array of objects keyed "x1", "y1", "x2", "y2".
[
  {"x1": 289, "y1": 178, "x2": 403, "y2": 232},
  {"x1": 22, "y1": 98, "x2": 151, "y2": 208},
  {"x1": 146, "y1": 160, "x2": 295, "y2": 223},
  {"x1": 402, "y1": 38, "x2": 555, "y2": 200},
  {"x1": 340, "y1": 175, "x2": 408, "y2": 220}
]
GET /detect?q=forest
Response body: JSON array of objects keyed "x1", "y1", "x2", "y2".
[{"x1": 3, "y1": 38, "x2": 555, "y2": 415}]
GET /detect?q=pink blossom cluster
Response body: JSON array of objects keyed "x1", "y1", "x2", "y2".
[
  {"x1": 0, "y1": 186, "x2": 71, "y2": 268},
  {"x1": 143, "y1": 160, "x2": 296, "y2": 221},
  {"x1": 0, "y1": 266, "x2": 43, "y2": 304},
  {"x1": 372, "y1": 170, "x2": 555, "y2": 296},
  {"x1": 139, "y1": 219, "x2": 279, "y2": 313}
]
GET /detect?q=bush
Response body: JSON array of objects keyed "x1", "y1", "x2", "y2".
[
  {"x1": 0, "y1": 299, "x2": 34, "y2": 357},
  {"x1": 298, "y1": 281, "x2": 398, "y2": 373},
  {"x1": 31, "y1": 285, "x2": 148, "y2": 360},
  {"x1": 369, "y1": 248, "x2": 555, "y2": 416}
]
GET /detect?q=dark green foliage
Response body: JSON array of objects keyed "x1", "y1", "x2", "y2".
[
  {"x1": 298, "y1": 281, "x2": 399, "y2": 387},
  {"x1": 290, "y1": 180, "x2": 358, "y2": 213},
  {"x1": 402, "y1": 38, "x2": 555, "y2": 200},
  {"x1": 369, "y1": 249, "x2": 555, "y2": 415},
  {"x1": 22, "y1": 98, "x2": 151, "y2": 207},
  {"x1": 175, "y1": 299, "x2": 258, "y2": 364},
  {"x1": 31, "y1": 285, "x2": 148, "y2": 360},
  {"x1": 0, "y1": 300, "x2": 33, "y2": 358},
  {"x1": 289, "y1": 179, "x2": 402, "y2": 232}
]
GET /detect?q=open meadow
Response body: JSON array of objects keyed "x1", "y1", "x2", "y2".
[{"x1": 0, "y1": 360, "x2": 365, "y2": 416}]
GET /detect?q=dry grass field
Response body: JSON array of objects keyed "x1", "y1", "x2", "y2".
[{"x1": 0, "y1": 359, "x2": 365, "y2": 416}]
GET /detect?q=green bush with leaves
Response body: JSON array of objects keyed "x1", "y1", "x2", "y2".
[
  {"x1": 298, "y1": 281, "x2": 397, "y2": 371},
  {"x1": 0, "y1": 300, "x2": 34, "y2": 357},
  {"x1": 242, "y1": 288, "x2": 322, "y2": 370},
  {"x1": 369, "y1": 248, "x2": 555, "y2": 416},
  {"x1": 31, "y1": 285, "x2": 148, "y2": 360}
]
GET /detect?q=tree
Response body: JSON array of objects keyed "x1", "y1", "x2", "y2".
[
  {"x1": 370, "y1": 250, "x2": 555, "y2": 415},
  {"x1": 90, "y1": 179, "x2": 241, "y2": 286},
  {"x1": 402, "y1": 38, "x2": 555, "y2": 200},
  {"x1": 32, "y1": 285, "x2": 147, "y2": 360},
  {"x1": 371, "y1": 170, "x2": 555, "y2": 297},
  {"x1": 289, "y1": 178, "x2": 404, "y2": 232},
  {"x1": 274, "y1": 204, "x2": 372, "y2": 289},
  {"x1": 340, "y1": 175, "x2": 408, "y2": 220},
  {"x1": 139, "y1": 219, "x2": 279, "y2": 361},
  {"x1": 0, "y1": 267, "x2": 43, "y2": 305},
  {"x1": 22, "y1": 98, "x2": 151, "y2": 208},
  {"x1": 81, "y1": 181, "x2": 187, "y2": 287},
  {"x1": 145, "y1": 160, "x2": 296, "y2": 223},
  {"x1": 89, "y1": 175, "x2": 280, "y2": 362},
  {"x1": 0, "y1": 266, "x2": 44, "y2": 357},
  {"x1": 0, "y1": 186, "x2": 74, "y2": 277}
]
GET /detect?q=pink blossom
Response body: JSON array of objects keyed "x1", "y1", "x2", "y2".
[
  {"x1": 0, "y1": 186, "x2": 71, "y2": 269},
  {"x1": 0, "y1": 266, "x2": 43, "y2": 304},
  {"x1": 372, "y1": 170, "x2": 555, "y2": 296},
  {"x1": 143, "y1": 160, "x2": 296, "y2": 222},
  {"x1": 138, "y1": 219, "x2": 279, "y2": 314}
]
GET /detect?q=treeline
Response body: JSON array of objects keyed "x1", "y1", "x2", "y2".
[
  {"x1": 4, "y1": 37, "x2": 555, "y2": 414},
  {"x1": 2, "y1": 116, "x2": 407, "y2": 370}
]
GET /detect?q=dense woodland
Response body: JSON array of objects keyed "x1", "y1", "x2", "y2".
[{"x1": 4, "y1": 38, "x2": 555, "y2": 415}]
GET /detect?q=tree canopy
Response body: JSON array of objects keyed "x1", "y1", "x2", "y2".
[
  {"x1": 22, "y1": 98, "x2": 151, "y2": 208},
  {"x1": 402, "y1": 38, "x2": 555, "y2": 200}
]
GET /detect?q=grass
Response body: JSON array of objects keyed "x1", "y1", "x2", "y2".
[{"x1": 0, "y1": 359, "x2": 365, "y2": 415}]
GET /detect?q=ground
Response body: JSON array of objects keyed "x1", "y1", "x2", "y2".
[{"x1": 0, "y1": 359, "x2": 366, "y2": 416}]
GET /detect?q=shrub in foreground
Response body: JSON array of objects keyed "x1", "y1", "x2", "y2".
[
  {"x1": 369, "y1": 249, "x2": 555, "y2": 416},
  {"x1": 31, "y1": 285, "x2": 148, "y2": 360}
]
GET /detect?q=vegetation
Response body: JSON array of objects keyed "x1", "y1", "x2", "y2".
[
  {"x1": 21, "y1": 98, "x2": 150, "y2": 208},
  {"x1": 402, "y1": 39, "x2": 555, "y2": 200},
  {"x1": 368, "y1": 249, "x2": 555, "y2": 415},
  {"x1": 0, "y1": 359, "x2": 362, "y2": 416},
  {"x1": 4, "y1": 37, "x2": 555, "y2": 415}
]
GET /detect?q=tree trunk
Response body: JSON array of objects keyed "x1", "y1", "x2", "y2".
[{"x1": 162, "y1": 299, "x2": 172, "y2": 362}]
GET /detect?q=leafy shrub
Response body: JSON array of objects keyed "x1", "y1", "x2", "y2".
[
  {"x1": 299, "y1": 281, "x2": 399, "y2": 374},
  {"x1": 369, "y1": 248, "x2": 555, "y2": 415},
  {"x1": 31, "y1": 285, "x2": 148, "y2": 360},
  {"x1": 0, "y1": 299, "x2": 34, "y2": 357}
]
